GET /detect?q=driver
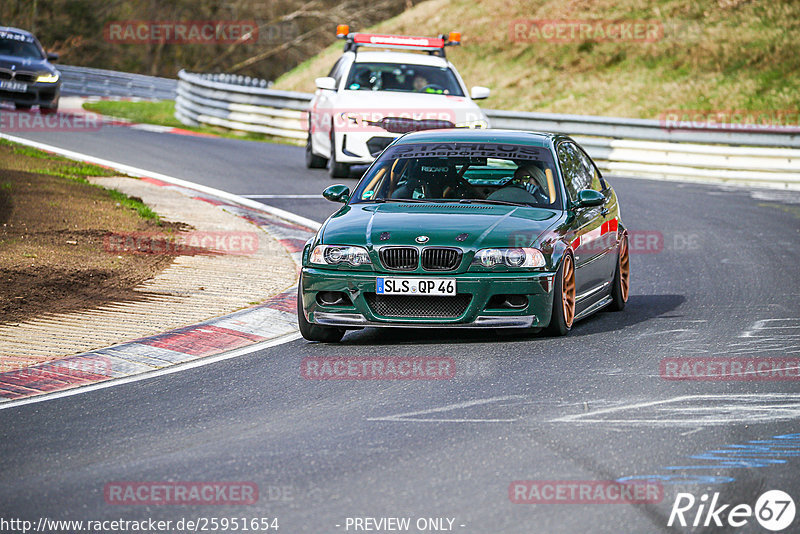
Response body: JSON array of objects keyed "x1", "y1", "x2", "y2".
[
  {"x1": 413, "y1": 74, "x2": 429, "y2": 92},
  {"x1": 486, "y1": 163, "x2": 550, "y2": 204},
  {"x1": 509, "y1": 163, "x2": 550, "y2": 202}
]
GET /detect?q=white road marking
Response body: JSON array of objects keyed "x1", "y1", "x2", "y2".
[
  {"x1": 367, "y1": 395, "x2": 526, "y2": 423},
  {"x1": 0, "y1": 332, "x2": 301, "y2": 412}
]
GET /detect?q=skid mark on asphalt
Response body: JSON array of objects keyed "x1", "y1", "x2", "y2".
[
  {"x1": 366, "y1": 395, "x2": 526, "y2": 423},
  {"x1": 552, "y1": 394, "x2": 800, "y2": 426},
  {"x1": 720, "y1": 318, "x2": 800, "y2": 356},
  {"x1": 367, "y1": 394, "x2": 800, "y2": 427}
]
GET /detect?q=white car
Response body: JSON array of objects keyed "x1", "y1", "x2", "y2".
[{"x1": 306, "y1": 28, "x2": 491, "y2": 177}]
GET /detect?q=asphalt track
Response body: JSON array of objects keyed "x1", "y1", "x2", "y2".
[{"x1": 2, "y1": 123, "x2": 800, "y2": 533}]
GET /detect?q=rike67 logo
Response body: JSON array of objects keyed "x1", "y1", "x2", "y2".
[{"x1": 668, "y1": 490, "x2": 795, "y2": 531}]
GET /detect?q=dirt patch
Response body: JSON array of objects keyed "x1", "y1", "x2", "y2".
[{"x1": 0, "y1": 141, "x2": 185, "y2": 324}]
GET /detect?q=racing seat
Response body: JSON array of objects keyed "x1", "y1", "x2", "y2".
[{"x1": 390, "y1": 163, "x2": 456, "y2": 199}]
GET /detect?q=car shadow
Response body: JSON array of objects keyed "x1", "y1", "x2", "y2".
[{"x1": 337, "y1": 294, "x2": 686, "y2": 345}]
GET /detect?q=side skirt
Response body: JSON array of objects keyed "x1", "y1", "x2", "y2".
[{"x1": 574, "y1": 295, "x2": 612, "y2": 322}]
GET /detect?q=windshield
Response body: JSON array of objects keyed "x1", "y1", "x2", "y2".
[
  {"x1": 351, "y1": 142, "x2": 563, "y2": 209},
  {"x1": 345, "y1": 62, "x2": 464, "y2": 96},
  {"x1": 0, "y1": 35, "x2": 44, "y2": 59}
]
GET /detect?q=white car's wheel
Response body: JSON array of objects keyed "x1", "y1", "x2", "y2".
[{"x1": 328, "y1": 129, "x2": 351, "y2": 178}]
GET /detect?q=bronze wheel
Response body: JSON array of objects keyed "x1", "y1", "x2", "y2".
[
  {"x1": 562, "y1": 253, "x2": 576, "y2": 328},
  {"x1": 619, "y1": 235, "x2": 630, "y2": 302}
]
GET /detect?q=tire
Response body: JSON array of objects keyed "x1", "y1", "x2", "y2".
[
  {"x1": 15, "y1": 103, "x2": 32, "y2": 111},
  {"x1": 328, "y1": 129, "x2": 350, "y2": 178},
  {"x1": 305, "y1": 133, "x2": 327, "y2": 169},
  {"x1": 608, "y1": 234, "x2": 630, "y2": 311},
  {"x1": 545, "y1": 252, "x2": 575, "y2": 336},
  {"x1": 297, "y1": 281, "x2": 346, "y2": 342}
]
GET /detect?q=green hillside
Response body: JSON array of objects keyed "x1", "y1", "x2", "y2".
[{"x1": 274, "y1": 0, "x2": 799, "y2": 119}]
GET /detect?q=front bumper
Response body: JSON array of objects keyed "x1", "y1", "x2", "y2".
[
  {"x1": 334, "y1": 131, "x2": 395, "y2": 164},
  {"x1": 0, "y1": 81, "x2": 60, "y2": 108},
  {"x1": 301, "y1": 267, "x2": 556, "y2": 329}
]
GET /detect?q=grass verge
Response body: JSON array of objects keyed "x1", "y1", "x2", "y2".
[{"x1": 0, "y1": 138, "x2": 182, "y2": 324}]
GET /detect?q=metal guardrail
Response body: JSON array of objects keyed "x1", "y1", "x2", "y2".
[
  {"x1": 59, "y1": 64, "x2": 177, "y2": 100},
  {"x1": 174, "y1": 69, "x2": 800, "y2": 188},
  {"x1": 175, "y1": 70, "x2": 309, "y2": 138}
]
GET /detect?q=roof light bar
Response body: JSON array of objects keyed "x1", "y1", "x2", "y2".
[{"x1": 336, "y1": 27, "x2": 462, "y2": 57}]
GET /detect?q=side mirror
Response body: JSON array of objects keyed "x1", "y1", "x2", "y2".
[
  {"x1": 574, "y1": 189, "x2": 605, "y2": 208},
  {"x1": 315, "y1": 76, "x2": 336, "y2": 91},
  {"x1": 470, "y1": 86, "x2": 490, "y2": 100},
  {"x1": 323, "y1": 184, "x2": 350, "y2": 203},
  {"x1": 46, "y1": 52, "x2": 59, "y2": 62}
]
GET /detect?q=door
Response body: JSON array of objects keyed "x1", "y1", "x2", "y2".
[{"x1": 556, "y1": 141, "x2": 610, "y2": 307}]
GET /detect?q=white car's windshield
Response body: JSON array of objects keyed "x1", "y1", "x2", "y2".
[{"x1": 345, "y1": 63, "x2": 464, "y2": 96}]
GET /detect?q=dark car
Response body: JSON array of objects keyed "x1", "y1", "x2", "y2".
[
  {"x1": 298, "y1": 129, "x2": 630, "y2": 342},
  {"x1": 0, "y1": 27, "x2": 61, "y2": 113}
]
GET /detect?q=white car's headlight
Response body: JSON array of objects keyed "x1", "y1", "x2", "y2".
[
  {"x1": 36, "y1": 73, "x2": 60, "y2": 83},
  {"x1": 311, "y1": 245, "x2": 372, "y2": 266},
  {"x1": 455, "y1": 119, "x2": 489, "y2": 129},
  {"x1": 472, "y1": 247, "x2": 545, "y2": 268}
]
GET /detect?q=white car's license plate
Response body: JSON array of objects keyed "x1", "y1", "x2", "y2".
[
  {"x1": 0, "y1": 80, "x2": 28, "y2": 92},
  {"x1": 377, "y1": 277, "x2": 456, "y2": 296}
]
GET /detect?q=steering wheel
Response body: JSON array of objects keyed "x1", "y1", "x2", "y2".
[{"x1": 486, "y1": 185, "x2": 543, "y2": 205}]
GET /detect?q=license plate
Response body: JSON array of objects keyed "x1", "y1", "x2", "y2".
[
  {"x1": 0, "y1": 80, "x2": 28, "y2": 92},
  {"x1": 377, "y1": 277, "x2": 456, "y2": 296}
]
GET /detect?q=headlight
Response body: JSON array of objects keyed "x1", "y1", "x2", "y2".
[
  {"x1": 311, "y1": 245, "x2": 371, "y2": 266},
  {"x1": 472, "y1": 248, "x2": 545, "y2": 268},
  {"x1": 36, "y1": 73, "x2": 59, "y2": 83},
  {"x1": 455, "y1": 119, "x2": 489, "y2": 129}
]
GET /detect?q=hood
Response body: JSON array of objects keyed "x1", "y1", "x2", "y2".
[
  {"x1": 0, "y1": 55, "x2": 56, "y2": 76},
  {"x1": 331, "y1": 90, "x2": 487, "y2": 126},
  {"x1": 321, "y1": 203, "x2": 561, "y2": 251}
]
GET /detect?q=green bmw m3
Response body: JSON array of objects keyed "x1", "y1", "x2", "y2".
[{"x1": 298, "y1": 129, "x2": 630, "y2": 342}]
